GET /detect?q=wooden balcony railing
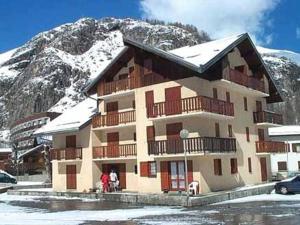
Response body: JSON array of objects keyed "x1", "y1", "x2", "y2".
[
  {"x1": 147, "y1": 95, "x2": 234, "y2": 118},
  {"x1": 148, "y1": 137, "x2": 236, "y2": 155},
  {"x1": 93, "y1": 144, "x2": 137, "y2": 159},
  {"x1": 50, "y1": 148, "x2": 82, "y2": 160},
  {"x1": 256, "y1": 141, "x2": 288, "y2": 153},
  {"x1": 92, "y1": 110, "x2": 136, "y2": 128},
  {"x1": 224, "y1": 69, "x2": 265, "y2": 93},
  {"x1": 253, "y1": 111, "x2": 283, "y2": 125}
]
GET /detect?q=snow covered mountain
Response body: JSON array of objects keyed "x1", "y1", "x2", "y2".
[
  {"x1": 0, "y1": 17, "x2": 299, "y2": 130},
  {"x1": 0, "y1": 17, "x2": 209, "y2": 129},
  {"x1": 257, "y1": 47, "x2": 300, "y2": 124}
]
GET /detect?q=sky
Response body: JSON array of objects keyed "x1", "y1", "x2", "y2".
[{"x1": 0, "y1": 0, "x2": 299, "y2": 53}]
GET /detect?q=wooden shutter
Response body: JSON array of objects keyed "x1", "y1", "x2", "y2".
[
  {"x1": 246, "y1": 127, "x2": 250, "y2": 142},
  {"x1": 258, "y1": 129, "x2": 265, "y2": 141},
  {"x1": 147, "y1": 126, "x2": 155, "y2": 141},
  {"x1": 160, "y1": 161, "x2": 170, "y2": 191},
  {"x1": 145, "y1": 91, "x2": 154, "y2": 117},
  {"x1": 243, "y1": 97, "x2": 248, "y2": 111},
  {"x1": 226, "y1": 92, "x2": 230, "y2": 102},
  {"x1": 228, "y1": 125, "x2": 233, "y2": 137},
  {"x1": 119, "y1": 163, "x2": 126, "y2": 189},
  {"x1": 215, "y1": 123, "x2": 220, "y2": 138},
  {"x1": 187, "y1": 160, "x2": 193, "y2": 183},
  {"x1": 66, "y1": 165, "x2": 76, "y2": 189},
  {"x1": 213, "y1": 88, "x2": 218, "y2": 99},
  {"x1": 66, "y1": 135, "x2": 76, "y2": 148},
  {"x1": 140, "y1": 162, "x2": 149, "y2": 177},
  {"x1": 230, "y1": 158, "x2": 238, "y2": 174},
  {"x1": 214, "y1": 159, "x2": 222, "y2": 176},
  {"x1": 248, "y1": 157, "x2": 252, "y2": 173},
  {"x1": 165, "y1": 86, "x2": 182, "y2": 115},
  {"x1": 260, "y1": 157, "x2": 267, "y2": 181}
]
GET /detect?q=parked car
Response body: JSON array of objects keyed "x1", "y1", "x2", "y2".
[
  {"x1": 275, "y1": 175, "x2": 300, "y2": 194},
  {"x1": 0, "y1": 170, "x2": 17, "y2": 184}
]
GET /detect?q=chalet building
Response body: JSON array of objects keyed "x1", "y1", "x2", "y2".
[
  {"x1": 37, "y1": 33, "x2": 286, "y2": 193},
  {"x1": 10, "y1": 112, "x2": 60, "y2": 176},
  {"x1": 269, "y1": 126, "x2": 300, "y2": 180}
]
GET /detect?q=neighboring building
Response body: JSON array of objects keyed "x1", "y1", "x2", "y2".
[
  {"x1": 10, "y1": 112, "x2": 60, "y2": 176},
  {"x1": 269, "y1": 126, "x2": 300, "y2": 180},
  {"x1": 0, "y1": 140, "x2": 12, "y2": 171},
  {"x1": 37, "y1": 33, "x2": 285, "y2": 193}
]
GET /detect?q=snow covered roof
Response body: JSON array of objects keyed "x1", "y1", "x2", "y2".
[
  {"x1": 34, "y1": 97, "x2": 97, "y2": 135},
  {"x1": 169, "y1": 34, "x2": 243, "y2": 68},
  {"x1": 269, "y1": 126, "x2": 300, "y2": 136},
  {"x1": 0, "y1": 148, "x2": 12, "y2": 153}
]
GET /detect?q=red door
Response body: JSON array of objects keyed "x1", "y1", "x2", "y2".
[
  {"x1": 106, "y1": 101, "x2": 118, "y2": 126},
  {"x1": 166, "y1": 123, "x2": 183, "y2": 154},
  {"x1": 145, "y1": 91, "x2": 155, "y2": 117},
  {"x1": 66, "y1": 165, "x2": 77, "y2": 189},
  {"x1": 165, "y1": 86, "x2": 182, "y2": 115},
  {"x1": 260, "y1": 157, "x2": 268, "y2": 182},
  {"x1": 107, "y1": 132, "x2": 119, "y2": 158}
]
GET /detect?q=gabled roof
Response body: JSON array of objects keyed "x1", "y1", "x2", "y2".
[
  {"x1": 34, "y1": 97, "x2": 97, "y2": 136},
  {"x1": 269, "y1": 126, "x2": 300, "y2": 136},
  {"x1": 84, "y1": 33, "x2": 282, "y2": 102}
]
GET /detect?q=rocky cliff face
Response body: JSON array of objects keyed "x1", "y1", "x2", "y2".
[
  {"x1": 0, "y1": 18, "x2": 209, "y2": 128},
  {"x1": 0, "y1": 17, "x2": 299, "y2": 130}
]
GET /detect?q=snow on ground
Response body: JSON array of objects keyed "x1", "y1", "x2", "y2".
[
  {"x1": 233, "y1": 182, "x2": 276, "y2": 191},
  {"x1": 0, "y1": 193, "x2": 184, "y2": 225},
  {"x1": 18, "y1": 188, "x2": 53, "y2": 192},
  {"x1": 218, "y1": 192, "x2": 300, "y2": 204},
  {"x1": 14, "y1": 181, "x2": 44, "y2": 186}
]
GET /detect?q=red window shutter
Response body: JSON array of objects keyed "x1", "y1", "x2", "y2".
[
  {"x1": 119, "y1": 163, "x2": 126, "y2": 189},
  {"x1": 187, "y1": 160, "x2": 193, "y2": 184},
  {"x1": 140, "y1": 162, "x2": 149, "y2": 177},
  {"x1": 147, "y1": 126, "x2": 155, "y2": 141},
  {"x1": 160, "y1": 161, "x2": 169, "y2": 191},
  {"x1": 248, "y1": 157, "x2": 252, "y2": 173},
  {"x1": 231, "y1": 158, "x2": 238, "y2": 174}
]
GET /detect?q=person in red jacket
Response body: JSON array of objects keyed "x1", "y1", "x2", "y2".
[{"x1": 100, "y1": 172, "x2": 109, "y2": 193}]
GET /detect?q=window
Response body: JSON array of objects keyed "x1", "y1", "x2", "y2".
[
  {"x1": 140, "y1": 161, "x2": 156, "y2": 177},
  {"x1": 246, "y1": 127, "x2": 250, "y2": 142},
  {"x1": 132, "y1": 100, "x2": 136, "y2": 109},
  {"x1": 243, "y1": 97, "x2": 248, "y2": 111},
  {"x1": 258, "y1": 129, "x2": 265, "y2": 141},
  {"x1": 226, "y1": 92, "x2": 231, "y2": 102},
  {"x1": 215, "y1": 123, "x2": 220, "y2": 138},
  {"x1": 292, "y1": 143, "x2": 300, "y2": 152},
  {"x1": 213, "y1": 88, "x2": 218, "y2": 99},
  {"x1": 298, "y1": 161, "x2": 300, "y2": 171},
  {"x1": 278, "y1": 161, "x2": 287, "y2": 171},
  {"x1": 143, "y1": 59, "x2": 152, "y2": 75},
  {"x1": 228, "y1": 125, "x2": 233, "y2": 137},
  {"x1": 133, "y1": 132, "x2": 136, "y2": 142},
  {"x1": 214, "y1": 159, "x2": 222, "y2": 176},
  {"x1": 134, "y1": 165, "x2": 138, "y2": 174},
  {"x1": 230, "y1": 158, "x2": 238, "y2": 174},
  {"x1": 248, "y1": 157, "x2": 252, "y2": 173}
]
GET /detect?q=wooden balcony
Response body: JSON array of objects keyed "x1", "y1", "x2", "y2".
[
  {"x1": 92, "y1": 110, "x2": 136, "y2": 128},
  {"x1": 147, "y1": 95, "x2": 234, "y2": 118},
  {"x1": 93, "y1": 144, "x2": 137, "y2": 159},
  {"x1": 148, "y1": 137, "x2": 236, "y2": 155},
  {"x1": 256, "y1": 141, "x2": 288, "y2": 153},
  {"x1": 223, "y1": 69, "x2": 265, "y2": 93},
  {"x1": 253, "y1": 111, "x2": 283, "y2": 125},
  {"x1": 50, "y1": 148, "x2": 82, "y2": 160}
]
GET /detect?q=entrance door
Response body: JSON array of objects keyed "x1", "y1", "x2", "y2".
[
  {"x1": 66, "y1": 135, "x2": 76, "y2": 148},
  {"x1": 260, "y1": 157, "x2": 268, "y2": 182},
  {"x1": 102, "y1": 163, "x2": 126, "y2": 189},
  {"x1": 165, "y1": 86, "x2": 182, "y2": 115},
  {"x1": 106, "y1": 101, "x2": 118, "y2": 126},
  {"x1": 166, "y1": 123, "x2": 183, "y2": 154},
  {"x1": 66, "y1": 165, "x2": 77, "y2": 189},
  {"x1": 170, "y1": 161, "x2": 185, "y2": 191},
  {"x1": 107, "y1": 132, "x2": 119, "y2": 158},
  {"x1": 258, "y1": 129, "x2": 265, "y2": 141}
]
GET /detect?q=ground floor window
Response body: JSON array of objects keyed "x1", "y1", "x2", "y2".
[
  {"x1": 278, "y1": 161, "x2": 287, "y2": 171},
  {"x1": 248, "y1": 157, "x2": 252, "y2": 173},
  {"x1": 230, "y1": 158, "x2": 238, "y2": 174},
  {"x1": 292, "y1": 143, "x2": 300, "y2": 152},
  {"x1": 170, "y1": 161, "x2": 185, "y2": 190},
  {"x1": 214, "y1": 159, "x2": 222, "y2": 176}
]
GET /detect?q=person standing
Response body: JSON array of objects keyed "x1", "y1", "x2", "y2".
[
  {"x1": 101, "y1": 172, "x2": 109, "y2": 193},
  {"x1": 109, "y1": 169, "x2": 118, "y2": 192}
]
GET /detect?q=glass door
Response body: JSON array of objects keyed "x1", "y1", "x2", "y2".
[{"x1": 170, "y1": 161, "x2": 186, "y2": 191}]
